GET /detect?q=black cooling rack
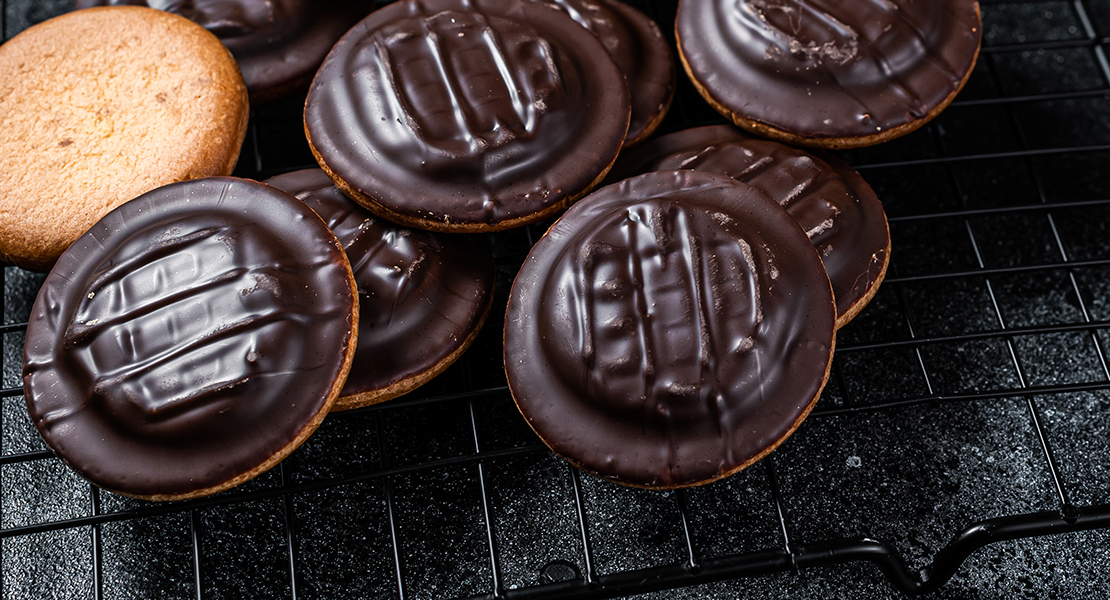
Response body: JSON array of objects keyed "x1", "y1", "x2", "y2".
[{"x1": 4, "y1": 0, "x2": 1110, "y2": 598}]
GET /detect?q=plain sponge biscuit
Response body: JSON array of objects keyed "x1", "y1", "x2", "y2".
[{"x1": 0, "y1": 6, "x2": 249, "y2": 271}]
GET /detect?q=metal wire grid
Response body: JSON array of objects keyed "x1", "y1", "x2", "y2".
[{"x1": 3, "y1": 0, "x2": 1110, "y2": 597}]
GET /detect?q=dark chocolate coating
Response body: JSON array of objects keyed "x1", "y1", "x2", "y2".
[
  {"x1": 305, "y1": 0, "x2": 631, "y2": 231},
  {"x1": 505, "y1": 170, "x2": 836, "y2": 488},
  {"x1": 22, "y1": 177, "x2": 357, "y2": 499},
  {"x1": 76, "y1": 0, "x2": 373, "y2": 102},
  {"x1": 530, "y1": 0, "x2": 674, "y2": 145},
  {"x1": 610, "y1": 125, "x2": 889, "y2": 327},
  {"x1": 676, "y1": 0, "x2": 982, "y2": 144},
  {"x1": 265, "y1": 169, "x2": 495, "y2": 408}
]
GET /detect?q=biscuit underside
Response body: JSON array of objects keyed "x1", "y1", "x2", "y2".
[{"x1": 0, "y1": 6, "x2": 248, "y2": 271}]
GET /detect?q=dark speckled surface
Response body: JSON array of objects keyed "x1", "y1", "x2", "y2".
[{"x1": 3, "y1": 0, "x2": 1110, "y2": 598}]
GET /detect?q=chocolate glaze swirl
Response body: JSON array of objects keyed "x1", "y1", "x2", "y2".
[
  {"x1": 676, "y1": 0, "x2": 982, "y2": 145},
  {"x1": 505, "y1": 170, "x2": 835, "y2": 488},
  {"x1": 77, "y1": 0, "x2": 373, "y2": 102},
  {"x1": 22, "y1": 177, "x2": 357, "y2": 500},
  {"x1": 609, "y1": 125, "x2": 889, "y2": 327},
  {"x1": 305, "y1": 0, "x2": 630, "y2": 231},
  {"x1": 266, "y1": 169, "x2": 495, "y2": 409}
]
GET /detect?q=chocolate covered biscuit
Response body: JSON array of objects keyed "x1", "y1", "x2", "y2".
[
  {"x1": 266, "y1": 169, "x2": 495, "y2": 410},
  {"x1": 676, "y1": 0, "x2": 982, "y2": 148},
  {"x1": 505, "y1": 170, "x2": 836, "y2": 488},
  {"x1": 305, "y1": 0, "x2": 631, "y2": 232},
  {"x1": 23, "y1": 178, "x2": 358, "y2": 501}
]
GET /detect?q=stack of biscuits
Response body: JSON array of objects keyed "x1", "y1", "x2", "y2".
[{"x1": 1, "y1": 0, "x2": 980, "y2": 498}]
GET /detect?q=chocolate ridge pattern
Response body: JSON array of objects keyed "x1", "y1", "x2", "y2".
[{"x1": 609, "y1": 125, "x2": 890, "y2": 327}]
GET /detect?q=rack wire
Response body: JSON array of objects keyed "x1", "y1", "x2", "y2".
[{"x1": 3, "y1": 0, "x2": 1110, "y2": 597}]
